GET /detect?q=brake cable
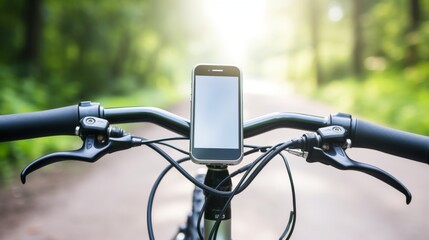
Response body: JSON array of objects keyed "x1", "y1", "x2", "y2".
[
  {"x1": 208, "y1": 141, "x2": 297, "y2": 240},
  {"x1": 146, "y1": 143, "x2": 266, "y2": 239}
]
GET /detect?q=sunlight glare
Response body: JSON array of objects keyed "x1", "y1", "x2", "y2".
[
  {"x1": 201, "y1": 0, "x2": 267, "y2": 64},
  {"x1": 328, "y1": 2, "x2": 344, "y2": 22}
]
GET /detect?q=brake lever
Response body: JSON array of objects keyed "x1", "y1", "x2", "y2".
[
  {"x1": 21, "y1": 117, "x2": 142, "y2": 183},
  {"x1": 306, "y1": 143, "x2": 412, "y2": 204}
]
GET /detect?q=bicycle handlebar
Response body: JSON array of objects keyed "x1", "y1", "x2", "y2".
[
  {"x1": 0, "y1": 101, "x2": 428, "y2": 164},
  {"x1": 0, "y1": 105, "x2": 80, "y2": 141},
  {"x1": 0, "y1": 102, "x2": 329, "y2": 141},
  {"x1": 104, "y1": 106, "x2": 190, "y2": 137},
  {"x1": 351, "y1": 119, "x2": 429, "y2": 164}
]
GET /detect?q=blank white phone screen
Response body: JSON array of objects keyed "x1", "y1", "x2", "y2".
[{"x1": 194, "y1": 75, "x2": 239, "y2": 149}]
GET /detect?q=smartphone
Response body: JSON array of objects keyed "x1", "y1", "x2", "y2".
[{"x1": 190, "y1": 64, "x2": 243, "y2": 165}]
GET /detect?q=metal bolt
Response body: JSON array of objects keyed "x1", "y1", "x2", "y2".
[
  {"x1": 342, "y1": 139, "x2": 352, "y2": 149},
  {"x1": 85, "y1": 118, "x2": 96, "y2": 124},
  {"x1": 75, "y1": 126, "x2": 81, "y2": 136},
  {"x1": 332, "y1": 126, "x2": 342, "y2": 132},
  {"x1": 322, "y1": 143, "x2": 330, "y2": 151},
  {"x1": 97, "y1": 135, "x2": 106, "y2": 144}
]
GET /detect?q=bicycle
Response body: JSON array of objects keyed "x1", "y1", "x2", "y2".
[{"x1": 0, "y1": 101, "x2": 428, "y2": 239}]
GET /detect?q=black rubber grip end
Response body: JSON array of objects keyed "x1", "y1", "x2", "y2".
[
  {"x1": 352, "y1": 119, "x2": 429, "y2": 165},
  {"x1": 0, "y1": 105, "x2": 79, "y2": 142}
]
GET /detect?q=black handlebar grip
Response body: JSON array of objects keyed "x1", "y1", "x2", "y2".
[
  {"x1": 0, "y1": 105, "x2": 79, "y2": 142},
  {"x1": 351, "y1": 119, "x2": 429, "y2": 165}
]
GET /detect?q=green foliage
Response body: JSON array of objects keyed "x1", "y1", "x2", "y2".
[
  {"x1": 291, "y1": 0, "x2": 429, "y2": 137},
  {"x1": 365, "y1": 0, "x2": 408, "y2": 63},
  {"x1": 0, "y1": 0, "x2": 190, "y2": 184},
  {"x1": 0, "y1": 67, "x2": 46, "y2": 112},
  {"x1": 316, "y1": 67, "x2": 429, "y2": 135},
  {"x1": 38, "y1": 0, "x2": 174, "y2": 100},
  {"x1": 2, "y1": 0, "x2": 429, "y2": 184},
  {"x1": 0, "y1": 0, "x2": 188, "y2": 106}
]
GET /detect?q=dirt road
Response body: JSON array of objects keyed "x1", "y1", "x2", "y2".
[{"x1": 1, "y1": 80, "x2": 428, "y2": 239}]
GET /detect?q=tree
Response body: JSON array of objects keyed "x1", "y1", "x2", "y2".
[
  {"x1": 21, "y1": 0, "x2": 42, "y2": 74},
  {"x1": 351, "y1": 0, "x2": 364, "y2": 78},
  {"x1": 308, "y1": 0, "x2": 323, "y2": 85},
  {"x1": 406, "y1": 0, "x2": 421, "y2": 66}
]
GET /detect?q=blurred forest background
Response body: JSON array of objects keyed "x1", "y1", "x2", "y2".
[{"x1": 0, "y1": 0, "x2": 428, "y2": 183}]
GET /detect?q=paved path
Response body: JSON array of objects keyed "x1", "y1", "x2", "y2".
[{"x1": 1, "y1": 80, "x2": 428, "y2": 239}]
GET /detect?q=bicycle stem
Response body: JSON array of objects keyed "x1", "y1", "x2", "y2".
[{"x1": 204, "y1": 166, "x2": 232, "y2": 240}]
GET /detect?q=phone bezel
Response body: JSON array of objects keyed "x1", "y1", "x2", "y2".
[{"x1": 190, "y1": 64, "x2": 243, "y2": 165}]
